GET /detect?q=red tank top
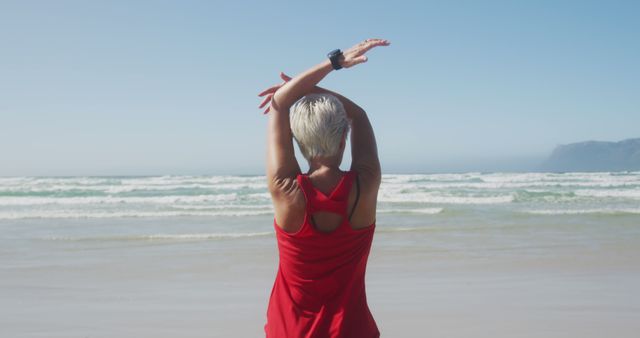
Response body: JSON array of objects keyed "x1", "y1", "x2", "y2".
[{"x1": 265, "y1": 170, "x2": 379, "y2": 338}]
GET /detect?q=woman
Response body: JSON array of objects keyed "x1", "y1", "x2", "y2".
[{"x1": 258, "y1": 38, "x2": 390, "y2": 338}]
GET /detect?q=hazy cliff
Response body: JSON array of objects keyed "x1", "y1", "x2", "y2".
[{"x1": 541, "y1": 138, "x2": 640, "y2": 172}]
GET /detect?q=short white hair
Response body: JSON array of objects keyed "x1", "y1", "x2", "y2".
[{"x1": 290, "y1": 93, "x2": 350, "y2": 161}]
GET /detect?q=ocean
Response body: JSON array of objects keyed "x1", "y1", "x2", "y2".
[
  {"x1": 1, "y1": 172, "x2": 639, "y2": 337},
  {"x1": 2, "y1": 171, "x2": 639, "y2": 220}
]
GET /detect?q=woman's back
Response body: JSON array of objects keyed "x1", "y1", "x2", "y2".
[
  {"x1": 274, "y1": 168, "x2": 377, "y2": 234},
  {"x1": 264, "y1": 170, "x2": 379, "y2": 338}
]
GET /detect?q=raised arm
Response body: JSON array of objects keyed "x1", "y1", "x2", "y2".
[
  {"x1": 306, "y1": 86, "x2": 381, "y2": 185},
  {"x1": 258, "y1": 39, "x2": 389, "y2": 192},
  {"x1": 263, "y1": 61, "x2": 333, "y2": 187}
]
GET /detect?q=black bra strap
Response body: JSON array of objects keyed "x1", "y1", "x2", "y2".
[{"x1": 348, "y1": 174, "x2": 360, "y2": 221}]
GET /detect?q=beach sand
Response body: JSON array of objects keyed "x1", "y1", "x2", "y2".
[{"x1": 2, "y1": 214, "x2": 639, "y2": 337}]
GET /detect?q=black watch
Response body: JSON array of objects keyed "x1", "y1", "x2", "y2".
[{"x1": 327, "y1": 49, "x2": 343, "y2": 70}]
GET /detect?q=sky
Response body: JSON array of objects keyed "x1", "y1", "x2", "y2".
[{"x1": 1, "y1": 0, "x2": 638, "y2": 175}]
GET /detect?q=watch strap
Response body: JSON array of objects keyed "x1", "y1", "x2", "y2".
[{"x1": 327, "y1": 49, "x2": 343, "y2": 70}]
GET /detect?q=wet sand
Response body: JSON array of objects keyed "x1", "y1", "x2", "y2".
[{"x1": 1, "y1": 215, "x2": 639, "y2": 337}]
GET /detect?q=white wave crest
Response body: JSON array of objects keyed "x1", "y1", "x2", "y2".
[
  {"x1": 379, "y1": 208, "x2": 444, "y2": 214},
  {"x1": 379, "y1": 192, "x2": 514, "y2": 204},
  {"x1": 522, "y1": 208, "x2": 640, "y2": 215},
  {"x1": 0, "y1": 193, "x2": 275, "y2": 206},
  {"x1": 0, "y1": 209, "x2": 274, "y2": 220},
  {"x1": 45, "y1": 232, "x2": 273, "y2": 241},
  {"x1": 0, "y1": 175, "x2": 268, "y2": 193},
  {"x1": 573, "y1": 189, "x2": 640, "y2": 199},
  {"x1": 170, "y1": 204, "x2": 272, "y2": 210}
]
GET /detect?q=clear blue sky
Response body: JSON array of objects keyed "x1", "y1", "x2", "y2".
[{"x1": 1, "y1": 0, "x2": 638, "y2": 175}]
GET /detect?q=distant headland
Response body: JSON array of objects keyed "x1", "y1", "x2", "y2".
[{"x1": 540, "y1": 138, "x2": 640, "y2": 172}]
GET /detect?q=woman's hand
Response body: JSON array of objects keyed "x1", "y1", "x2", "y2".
[
  {"x1": 257, "y1": 38, "x2": 390, "y2": 114},
  {"x1": 339, "y1": 38, "x2": 390, "y2": 68},
  {"x1": 258, "y1": 72, "x2": 292, "y2": 114}
]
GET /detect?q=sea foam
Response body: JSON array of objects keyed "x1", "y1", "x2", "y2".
[
  {"x1": 44, "y1": 232, "x2": 273, "y2": 241},
  {"x1": 1, "y1": 173, "x2": 639, "y2": 220}
]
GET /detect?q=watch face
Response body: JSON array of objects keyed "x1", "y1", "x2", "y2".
[
  {"x1": 327, "y1": 49, "x2": 343, "y2": 70},
  {"x1": 328, "y1": 49, "x2": 341, "y2": 57}
]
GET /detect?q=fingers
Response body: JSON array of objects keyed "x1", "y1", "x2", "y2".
[
  {"x1": 352, "y1": 38, "x2": 389, "y2": 51},
  {"x1": 258, "y1": 84, "x2": 280, "y2": 97},
  {"x1": 343, "y1": 38, "x2": 390, "y2": 62},
  {"x1": 355, "y1": 55, "x2": 368, "y2": 64},
  {"x1": 360, "y1": 39, "x2": 390, "y2": 54},
  {"x1": 258, "y1": 94, "x2": 273, "y2": 109},
  {"x1": 363, "y1": 38, "x2": 390, "y2": 45},
  {"x1": 258, "y1": 73, "x2": 291, "y2": 97},
  {"x1": 259, "y1": 72, "x2": 291, "y2": 114},
  {"x1": 280, "y1": 72, "x2": 292, "y2": 81},
  {"x1": 258, "y1": 86, "x2": 276, "y2": 97},
  {"x1": 344, "y1": 55, "x2": 368, "y2": 68},
  {"x1": 341, "y1": 38, "x2": 389, "y2": 68}
]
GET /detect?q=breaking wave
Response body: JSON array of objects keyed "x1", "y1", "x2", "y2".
[{"x1": 1, "y1": 172, "x2": 638, "y2": 219}]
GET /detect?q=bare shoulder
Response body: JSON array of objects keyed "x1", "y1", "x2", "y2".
[
  {"x1": 348, "y1": 170, "x2": 381, "y2": 229},
  {"x1": 268, "y1": 175, "x2": 306, "y2": 232}
]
